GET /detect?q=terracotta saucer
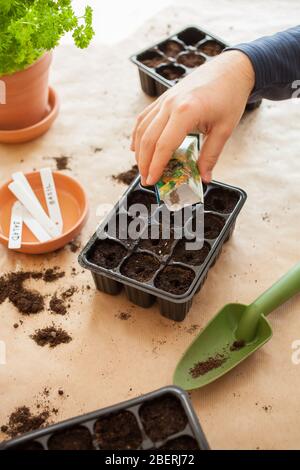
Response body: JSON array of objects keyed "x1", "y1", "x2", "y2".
[
  {"x1": 0, "y1": 171, "x2": 89, "y2": 254},
  {"x1": 0, "y1": 87, "x2": 59, "y2": 144}
]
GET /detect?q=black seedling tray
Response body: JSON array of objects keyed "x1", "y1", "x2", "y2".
[
  {"x1": 0, "y1": 386, "x2": 209, "y2": 450},
  {"x1": 130, "y1": 25, "x2": 261, "y2": 112},
  {"x1": 78, "y1": 177, "x2": 247, "y2": 322}
]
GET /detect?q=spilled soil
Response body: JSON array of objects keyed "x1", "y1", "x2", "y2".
[
  {"x1": 31, "y1": 325, "x2": 72, "y2": 348},
  {"x1": 1, "y1": 406, "x2": 50, "y2": 438},
  {"x1": 49, "y1": 287, "x2": 77, "y2": 315},
  {"x1": 0, "y1": 268, "x2": 65, "y2": 314},
  {"x1": 112, "y1": 165, "x2": 139, "y2": 185},
  {"x1": 54, "y1": 156, "x2": 71, "y2": 171}
]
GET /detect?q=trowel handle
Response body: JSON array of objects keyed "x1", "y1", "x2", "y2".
[
  {"x1": 236, "y1": 262, "x2": 300, "y2": 342},
  {"x1": 252, "y1": 262, "x2": 300, "y2": 316}
]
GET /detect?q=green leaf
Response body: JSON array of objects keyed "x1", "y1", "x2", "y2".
[{"x1": 0, "y1": 0, "x2": 94, "y2": 75}]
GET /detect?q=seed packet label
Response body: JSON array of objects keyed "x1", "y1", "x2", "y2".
[
  {"x1": 8, "y1": 180, "x2": 60, "y2": 239},
  {"x1": 40, "y1": 168, "x2": 63, "y2": 234},
  {"x1": 8, "y1": 202, "x2": 23, "y2": 249},
  {"x1": 22, "y1": 205, "x2": 51, "y2": 243},
  {"x1": 156, "y1": 135, "x2": 204, "y2": 211}
]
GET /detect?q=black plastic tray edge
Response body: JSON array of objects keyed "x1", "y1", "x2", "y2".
[
  {"x1": 78, "y1": 177, "x2": 247, "y2": 305},
  {"x1": 0, "y1": 386, "x2": 210, "y2": 451}
]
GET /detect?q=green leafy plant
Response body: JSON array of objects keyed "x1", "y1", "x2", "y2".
[{"x1": 0, "y1": 0, "x2": 94, "y2": 75}]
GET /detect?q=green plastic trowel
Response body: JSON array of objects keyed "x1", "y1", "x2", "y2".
[{"x1": 174, "y1": 262, "x2": 300, "y2": 390}]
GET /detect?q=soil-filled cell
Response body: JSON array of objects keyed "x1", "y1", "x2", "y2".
[
  {"x1": 198, "y1": 40, "x2": 225, "y2": 56},
  {"x1": 126, "y1": 190, "x2": 158, "y2": 216},
  {"x1": 177, "y1": 52, "x2": 206, "y2": 68},
  {"x1": 158, "y1": 40, "x2": 184, "y2": 57},
  {"x1": 156, "y1": 64, "x2": 185, "y2": 81},
  {"x1": 159, "y1": 435, "x2": 199, "y2": 450},
  {"x1": 88, "y1": 239, "x2": 128, "y2": 269},
  {"x1": 121, "y1": 253, "x2": 160, "y2": 282},
  {"x1": 172, "y1": 239, "x2": 210, "y2": 265},
  {"x1": 48, "y1": 426, "x2": 94, "y2": 450},
  {"x1": 95, "y1": 410, "x2": 142, "y2": 450},
  {"x1": 137, "y1": 50, "x2": 167, "y2": 68},
  {"x1": 192, "y1": 213, "x2": 225, "y2": 239},
  {"x1": 155, "y1": 265, "x2": 195, "y2": 295},
  {"x1": 205, "y1": 188, "x2": 240, "y2": 214},
  {"x1": 14, "y1": 440, "x2": 44, "y2": 450},
  {"x1": 140, "y1": 395, "x2": 188, "y2": 442},
  {"x1": 177, "y1": 28, "x2": 206, "y2": 46},
  {"x1": 138, "y1": 225, "x2": 175, "y2": 256}
]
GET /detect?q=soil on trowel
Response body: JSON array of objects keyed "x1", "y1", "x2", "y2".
[
  {"x1": 160, "y1": 435, "x2": 199, "y2": 450},
  {"x1": 230, "y1": 340, "x2": 245, "y2": 351},
  {"x1": 189, "y1": 353, "x2": 228, "y2": 378},
  {"x1": 48, "y1": 426, "x2": 95, "y2": 450},
  {"x1": 31, "y1": 325, "x2": 72, "y2": 348},
  {"x1": 88, "y1": 239, "x2": 128, "y2": 269},
  {"x1": 1, "y1": 406, "x2": 50, "y2": 438},
  {"x1": 0, "y1": 268, "x2": 65, "y2": 315},
  {"x1": 95, "y1": 410, "x2": 142, "y2": 450},
  {"x1": 121, "y1": 253, "x2": 160, "y2": 282},
  {"x1": 155, "y1": 265, "x2": 195, "y2": 295},
  {"x1": 140, "y1": 395, "x2": 188, "y2": 442},
  {"x1": 112, "y1": 165, "x2": 139, "y2": 185}
]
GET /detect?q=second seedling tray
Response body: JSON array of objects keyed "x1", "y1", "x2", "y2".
[
  {"x1": 130, "y1": 25, "x2": 261, "y2": 111},
  {"x1": 0, "y1": 386, "x2": 209, "y2": 450},
  {"x1": 79, "y1": 177, "x2": 247, "y2": 321}
]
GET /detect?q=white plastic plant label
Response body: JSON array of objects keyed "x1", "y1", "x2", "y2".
[
  {"x1": 8, "y1": 202, "x2": 23, "y2": 249},
  {"x1": 8, "y1": 180, "x2": 60, "y2": 239},
  {"x1": 22, "y1": 205, "x2": 51, "y2": 243},
  {"x1": 40, "y1": 168, "x2": 63, "y2": 234},
  {"x1": 12, "y1": 172, "x2": 38, "y2": 201}
]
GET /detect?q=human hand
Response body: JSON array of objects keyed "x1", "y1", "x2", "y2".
[{"x1": 131, "y1": 50, "x2": 255, "y2": 186}]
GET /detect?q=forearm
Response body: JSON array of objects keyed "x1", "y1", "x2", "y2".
[{"x1": 227, "y1": 26, "x2": 300, "y2": 101}]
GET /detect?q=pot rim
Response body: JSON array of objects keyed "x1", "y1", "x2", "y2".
[{"x1": 0, "y1": 50, "x2": 53, "y2": 80}]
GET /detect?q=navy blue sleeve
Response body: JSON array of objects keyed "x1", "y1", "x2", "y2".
[{"x1": 226, "y1": 26, "x2": 300, "y2": 102}]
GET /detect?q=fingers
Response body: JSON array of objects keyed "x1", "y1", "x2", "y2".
[
  {"x1": 145, "y1": 111, "x2": 192, "y2": 185},
  {"x1": 138, "y1": 107, "x2": 170, "y2": 185},
  {"x1": 134, "y1": 105, "x2": 161, "y2": 166},
  {"x1": 131, "y1": 98, "x2": 162, "y2": 151},
  {"x1": 198, "y1": 126, "x2": 231, "y2": 183}
]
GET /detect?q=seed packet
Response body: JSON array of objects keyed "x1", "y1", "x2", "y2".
[{"x1": 155, "y1": 135, "x2": 204, "y2": 211}]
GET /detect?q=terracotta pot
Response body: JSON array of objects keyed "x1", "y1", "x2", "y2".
[{"x1": 0, "y1": 53, "x2": 52, "y2": 131}]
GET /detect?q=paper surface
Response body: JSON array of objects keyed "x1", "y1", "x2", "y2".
[{"x1": 1, "y1": 1, "x2": 300, "y2": 450}]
